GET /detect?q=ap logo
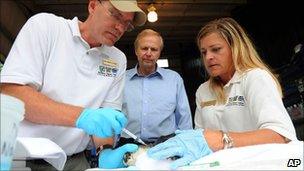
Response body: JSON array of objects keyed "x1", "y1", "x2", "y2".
[{"x1": 287, "y1": 159, "x2": 301, "y2": 167}]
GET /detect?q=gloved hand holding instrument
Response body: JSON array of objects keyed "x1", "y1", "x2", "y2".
[
  {"x1": 76, "y1": 107, "x2": 140, "y2": 168},
  {"x1": 76, "y1": 108, "x2": 127, "y2": 138}
]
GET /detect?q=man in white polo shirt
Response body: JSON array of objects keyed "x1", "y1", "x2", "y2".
[{"x1": 0, "y1": 0, "x2": 146, "y2": 170}]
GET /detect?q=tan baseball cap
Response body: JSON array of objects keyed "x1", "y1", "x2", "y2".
[{"x1": 109, "y1": 0, "x2": 147, "y2": 26}]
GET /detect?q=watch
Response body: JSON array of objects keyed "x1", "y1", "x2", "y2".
[{"x1": 221, "y1": 131, "x2": 234, "y2": 149}]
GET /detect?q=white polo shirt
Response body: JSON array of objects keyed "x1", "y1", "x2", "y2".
[
  {"x1": 194, "y1": 68, "x2": 297, "y2": 141},
  {"x1": 1, "y1": 13, "x2": 127, "y2": 155}
]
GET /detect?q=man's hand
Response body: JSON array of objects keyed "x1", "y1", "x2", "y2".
[
  {"x1": 147, "y1": 129, "x2": 213, "y2": 169},
  {"x1": 98, "y1": 144, "x2": 138, "y2": 168},
  {"x1": 76, "y1": 108, "x2": 127, "y2": 138}
]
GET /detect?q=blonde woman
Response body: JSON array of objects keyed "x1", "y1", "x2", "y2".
[{"x1": 148, "y1": 17, "x2": 297, "y2": 169}]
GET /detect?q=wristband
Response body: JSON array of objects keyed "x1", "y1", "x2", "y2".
[{"x1": 221, "y1": 131, "x2": 234, "y2": 149}]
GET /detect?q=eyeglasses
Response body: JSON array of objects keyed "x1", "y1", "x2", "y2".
[{"x1": 98, "y1": 0, "x2": 134, "y2": 32}]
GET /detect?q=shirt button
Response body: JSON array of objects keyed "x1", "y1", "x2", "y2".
[{"x1": 86, "y1": 52, "x2": 89, "y2": 55}]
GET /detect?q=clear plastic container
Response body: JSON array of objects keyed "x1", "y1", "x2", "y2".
[{"x1": 1, "y1": 94, "x2": 25, "y2": 170}]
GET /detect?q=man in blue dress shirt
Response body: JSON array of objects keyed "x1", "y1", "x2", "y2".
[{"x1": 120, "y1": 29, "x2": 193, "y2": 145}]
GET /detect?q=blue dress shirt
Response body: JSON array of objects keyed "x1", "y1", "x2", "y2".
[{"x1": 122, "y1": 66, "x2": 193, "y2": 142}]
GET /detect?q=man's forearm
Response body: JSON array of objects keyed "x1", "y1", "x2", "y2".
[
  {"x1": 1, "y1": 83, "x2": 82, "y2": 126},
  {"x1": 93, "y1": 137, "x2": 114, "y2": 148}
]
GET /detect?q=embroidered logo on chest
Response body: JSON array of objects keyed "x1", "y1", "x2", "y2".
[
  {"x1": 98, "y1": 58, "x2": 118, "y2": 77},
  {"x1": 226, "y1": 95, "x2": 245, "y2": 106}
]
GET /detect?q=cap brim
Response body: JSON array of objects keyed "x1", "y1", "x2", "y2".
[{"x1": 109, "y1": 0, "x2": 147, "y2": 26}]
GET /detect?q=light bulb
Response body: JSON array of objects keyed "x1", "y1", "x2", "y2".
[{"x1": 147, "y1": 11, "x2": 158, "y2": 22}]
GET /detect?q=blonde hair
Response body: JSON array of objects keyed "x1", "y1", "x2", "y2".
[
  {"x1": 134, "y1": 29, "x2": 164, "y2": 51},
  {"x1": 197, "y1": 17, "x2": 282, "y2": 104}
]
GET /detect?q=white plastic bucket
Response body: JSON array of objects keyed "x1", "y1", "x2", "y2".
[{"x1": 1, "y1": 94, "x2": 25, "y2": 170}]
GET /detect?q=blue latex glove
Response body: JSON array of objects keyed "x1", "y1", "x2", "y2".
[
  {"x1": 147, "y1": 129, "x2": 213, "y2": 169},
  {"x1": 76, "y1": 108, "x2": 127, "y2": 138},
  {"x1": 98, "y1": 144, "x2": 139, "y2": 169}
]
